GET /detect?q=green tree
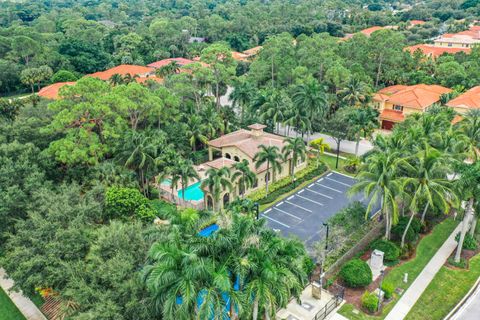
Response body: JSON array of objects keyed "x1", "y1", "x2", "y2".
[
  {"x1": 282, "y1": 137, "x2": 307, "y2": 179},
  {"x1": 11, "y1": 35, "x2": 40, "y2": 65},
  {"x1": 346, "y1": 106, "x2": 379, "y2": 156},
  {"x1": 232, "y1": 159, "x2": 257, "y2": 197},
  {"x1": 176, "y1": 159, "x2": 200, "y2": 200},
  {"x1": 201, "y1": 167, "x2": 232, "y2": 211},
  {"x1": 254, "y1": 145, "x2": 282, "y2": 195},
  {"x1": 51, "y1": 70, "x2": 78, "y2": 83},
  {"x1": 105, "y1": 186, "x2": 156, "y2": 220},
  {"x1": 230, "y1": 79, "x2": 254, "y2": 124},
  {"x1": 185, "y1": 115, "x2": 208, "y2": 151}
]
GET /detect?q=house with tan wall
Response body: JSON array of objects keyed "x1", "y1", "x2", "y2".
[
  {"x1": 203, "y1": 124, "x2": 307, "y2": 210},
  {"x1": 446, "y1": 86, "x2": 480, "y2": 115},
  {"x1": 373, "y1": 84, "x2": 452, "y2": 130}
]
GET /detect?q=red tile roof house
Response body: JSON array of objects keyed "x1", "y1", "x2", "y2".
[
  {"x1": 446, "y1": 86, "x2": 480, "y2": 115},
  {"x1": 87, "y1": 64, "x2": 162, "y2": 83},
  {"x1": 38, "y1": 82, "x2": 76, "y2": 100},
  {"x1": 405, "y1": 44, "x2": 471, "y2": 59},
  {"x1": 147, "y1": 58, "x2": 196, "y2": 69},
  {"x1": 373, "y1": 84, "x2": 452, "y2": 130}
]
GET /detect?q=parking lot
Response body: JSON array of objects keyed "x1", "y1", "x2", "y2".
[{"x1": 261, "y1": 172, "x2": 369, "y2": 252}]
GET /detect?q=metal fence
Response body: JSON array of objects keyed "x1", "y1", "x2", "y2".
[
  {"x1": 313, "y1": 295, "x2": 343, "y2": 320},
  {"x1": 159, "y1": 190, "x2": 205, "y2": 210}
]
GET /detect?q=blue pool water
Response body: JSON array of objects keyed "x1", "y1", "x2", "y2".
[
  {"x1": 198, "y1": 224, "x2": 219, "y2": 237},
  {"x1": 177, "y1": 181, "x2": 204, "y2": 201}
]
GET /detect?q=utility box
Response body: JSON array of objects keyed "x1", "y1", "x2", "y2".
[{"x1": 312, "y1": 281, "x2": 322, "y2": 299}]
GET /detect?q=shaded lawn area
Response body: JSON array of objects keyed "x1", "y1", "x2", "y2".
[
  {"x1": 406, "y1": 253, "x2": 480, "y2": 320},
  {"x1": 0, "y1": 288, "x2": 25, "y2": 320},
  {"x1": 338, "y1": 218, "x2": 459, "y2": 320}
]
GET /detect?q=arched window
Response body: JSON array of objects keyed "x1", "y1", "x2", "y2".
[
  {"x1": 207, "y1": 195, "x2": 214, "y2": 210},
  {"x1": 223, "y1": 193, "x2": 230, "y2": 207},
  {"x1": 234, "y1": 156, "x2": 240, "y2": 162},
  {"x1": 225, "y1": 153, "x2": 231, "y2": 159}
]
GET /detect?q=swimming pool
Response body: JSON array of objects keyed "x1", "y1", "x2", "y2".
[{"x1": 177, "y1": 181, "x2": 204, "y2": 201}]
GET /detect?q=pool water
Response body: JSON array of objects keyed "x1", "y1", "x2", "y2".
[{"x1": 177, "y1": 181, "x2": 204, "y2": 201}]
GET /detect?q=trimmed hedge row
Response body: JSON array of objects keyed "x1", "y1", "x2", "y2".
[{"x1": 248, "y1": 162, "x2": 328, "y2": 205}]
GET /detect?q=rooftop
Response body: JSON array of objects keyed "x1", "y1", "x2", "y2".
[
  {"x1": 360, "y1": 26, "x2": 384, "y2": 37},
  {"x1": 88, "y1": 64, "x2": 154, "y2": 81},
  {"x1": 203, "y1": 157, "x2": 237, "y2": 170},
  {"x1": 38, "y1": 82, "x2": 76, "y2": 100},
  {"x1": 147, "y1": 58, "x2": 195, "y2": 69},
  {"x1": 374, "y1": 84, "x2": 451, "y2": 110},
  {"x1": 446, "y1": 86, "x2": 480, "y2": 111},
  {"x1": 410, "y1": 20, "x2": 426, "y2": 26},
  {"x1": 379, "y1": 109, "x2": 405, "y2": 122},
  {"x1": 405, "y1": 44, "x2": 471, "y2": 59}
]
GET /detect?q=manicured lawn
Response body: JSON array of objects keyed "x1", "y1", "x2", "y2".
[
  {"x1": 317, "y1": 154, "x2": 350, "y2": 176},
  {"x1": 0, "y1": 288, "x2": 25, "y2": 320},
  {"x1": 338, "y1": 218, "x2": 459, "y2": 320},
  {"x1": 406, "y1": 253, "x2": 480, "y2": 320}
]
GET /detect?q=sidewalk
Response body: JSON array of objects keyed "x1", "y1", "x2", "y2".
[
  {"x1": 384, "y1": 223, "x2": 463, "y2": 320},
  {"x1": 0, "y1": 268, "x2": 46, "y2": 320}
]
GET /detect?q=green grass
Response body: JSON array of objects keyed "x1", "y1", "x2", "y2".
[
  {"x1": 317, "y1": 154, "x2": 350, "y2": 175},
  {"x1": 0, "y1": 288, "x2": 26, "y2": 320},
  {"x1": 406, "y1": 254, "x2": 480, "y2": 320},
  {"x1": 338, "y1": 218, "x2": 459, "y2": 320}
]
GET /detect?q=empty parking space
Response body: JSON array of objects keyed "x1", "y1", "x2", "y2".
[{"x1": 261, "y1": 171, "x2": 370, "y2": 252}]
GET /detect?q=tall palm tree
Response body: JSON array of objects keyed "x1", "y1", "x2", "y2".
[
  {"x1": 350, "y1": 152, "x2": 403, "y2": 239},
  {"x1": 232, "y1": 160, "x2": 257, "y2": 197},
  {"x1": 284, "y1": 106, "x2": 311, "y2": 138},
  {"x1": 230, "y1": 80, "x2": 254, "y2": 124},
  {"x1": 177, "y1": 159, "x2": 199, "y2": 200},
  {"x1": 260, "y1": 90, "x2": 288, "y2": 134},
  {"x1": 338, "y1": 77, "x2": 371, "y2": 107},
  {"x1": 292, "y1": 78, "x2": 328, "y2": 141},
  {"x1": 254, "y1": 145, "x2": 282, "y2": 196},
  {"x1": 458, "y1": 109, "x2": 480, "y2": 161},
  {"x1": 156, "y1": 61, "x2": 180, "y2": 78},
  {"x1": 347, "y1": 106, "x2": 379, "y2": 156},
  {"x1": 202, "y1": 167, "x2": 232, "y2": 211},
  {"x1": 282, "y1": 137, "x2": 307, "y2": 178},
  {"x1": 109, "y1": 73, "x2": 124, "y2": 86},
  {"x1": 401, "y1": 145, "x2": 458, "y2": 247},
  {"x1": 185, "y1": 115, "x2": 208, "y2": 151}
]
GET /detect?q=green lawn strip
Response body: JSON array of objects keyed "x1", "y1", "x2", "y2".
[
  {"x1": 406, "y1": 253, "x2": 480, "y2": 320},
  {"x1": 317, "y1": 154, "x2": 350, "y2": 176},
  {"x1": 0, "y1": 288, "x2": 26, "y2": 320},
  {"x1": 338, "y1": 218, "x2": 459, "y2": 320}
]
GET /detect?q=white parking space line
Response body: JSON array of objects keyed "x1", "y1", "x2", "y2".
[
  {"x1": 305, "y1": 188, "x2": 333, "y2": 199},
  {"x1": 285, "y1": 201, "x2": 312, "y2": 212},
  {"x1": 315, "y1": 183, "x2": 342, "y2": 193},
  {"x1": 264, "y1": 208, "x2": 272, "y2": 213},
  {"x1": 327, "y1": 173, "x2": 332, "y2": 177},
  {"x1": 326, "y1": 177, "x2": 352, "y2": 187},
  {"x1": 298, "y1": 190, "x2": 304, "y2": 194},
  {"x1": 273, "y1": 207, "x2": 302, "y2": 220},
  {"x1": 297, "y1": 194, "x2": 324, "y2": 206},
  {"x1": 287, "y1": 195, "x2": 294, "y2": 200},
  {"x1": 261, "y1": 214, "x2": 291, "y2": 228}
]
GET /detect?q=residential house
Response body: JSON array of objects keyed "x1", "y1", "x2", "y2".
[
  {"x1": 446, "y1": 86, "x2": 480, "y2": 114},
  {"x1": 231, "y1": 46, "x2": 263, "y2": 62},
  {"x1": 38, "y1": 82, "x2": 76, "y2": 100},
  {"x1": 147, "y1": 58, "x2": 196, "y2": 69},
  {"x1": 87, "y1": 64, "x2": 161, "y2": 83},
  {"x1": 405, "y1": 44, "x2": 471, "y2": 59},
  {"x1": 203, "y1": 124, "x2": 307, "y2": 209},
  {"x1": 373, "y1": 84, "x2": 452, "y2": 130},
  {"x1": 434, "y1": 26, "x2": 480, "y2": 48}
]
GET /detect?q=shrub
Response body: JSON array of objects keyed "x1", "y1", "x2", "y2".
[
  {"x1": 340, "y1": 259, "x2": 372, "y2": 288},
  {"x1": 370, "y1": 239, "x2": 400, "y2": 262},
  {"x1": 381, "y1": 281, "x2": 394, "y2": 299},
  {"x1": 51, "y1": 69, "x2": 78, "y2": 83},
  {"x1": 455, "y1": 233, "x2": 478, "y2": 250},
  {"x1": 361, "y1": 291, "x2": 379, "y2": 313},
  {"x1": 105, "y1": 186, "x2": 156, "y2": 220},
  {"x1": 448, "y1": 257, "x2": 467, "y2": 269},
  {"x1": 391, "y1": 216, "x2": 422, "y2": 243}
]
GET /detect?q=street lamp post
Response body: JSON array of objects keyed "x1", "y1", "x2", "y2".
[
  {"x1": 254, "y1": 202, "x2": 259, "y2": 220},
  {"x1": 377, "y1": 270, "x2": 385, "y2": 312},
  {"x1": 323, "y1": 222, "x2": 329, "y2": 253}
]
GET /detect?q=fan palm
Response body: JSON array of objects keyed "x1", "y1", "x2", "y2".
[
  {"x1": 282, "y1": 137, "x2": 307, "y2": 178},
  {"x1": 254, "y1": 145, "x2": 282, "y2": 196},
  {"x1": 350, "y1": 152, "x2": 403, "y2": 239},
  {"x1": 339, "y1": 77, "x2": 371, "y2": 107},
  {"x1": 232, "y1": 160, "x2": 257, "y2": 197},
  {"x1": 202, "y1": 167, "x2": 232, "y2": 211}
]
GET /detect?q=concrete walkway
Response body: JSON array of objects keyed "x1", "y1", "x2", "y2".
[
  {"x1": 0, "y1": 268, "x2": 46, "y2": 320},
  {"x1": 384, "y1": 223, "x2": 463, "y2": 320}
]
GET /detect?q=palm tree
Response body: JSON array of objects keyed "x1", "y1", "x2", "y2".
[
  {"x1": 177, "y1": 159, "x2": 199, "y2": 200},
  {"x1": 260, "y1": 90, "x2": 288, "y2": 134},
  {"x1": 458, "y1": 109, "x2": 480, "y2": 161},
  {"x1": 338, "y1": 77, "x2": 371, "y2": 107},
  {"x1": 156, "y1": 61, "x2": 180, "y2": 78},
  {"x1": 400, "y1": 145, "x2": 458, "y2": 247},
  {"x1": 109, "y1": 73, "x2": 124, "y2": 86},
  {"x1": 350, "y1": 152, "x2": 403, "y2": 239},
  {"x1": 284, "y1": 106, "x2": 311, "y2": 138},
  {"x1": 309, "y1": 137, "x2": 330, "y2": 166},
  {"x1": 253, "y1": 145, "x2": 282, "y2": 196},
  {"x1": 185, "y1": 115, "x2": 208, "y2": 151},
  {"x1": 292, "y1": 78, "x2": 328, "y2": 141},
  {"x1": 202, "y1": 167, "x2": 232, "y2": 211},
  {"x1": 347, "y1": 106, "x2": 379, "y2": 156},
  {"x1": 232, "y1": 159, "x2": 257, "y2": 197},
  {"x1": 230, "y1": 80, "x2": 254, "y2": 124},
  {"x1": 282, "y1": 137, "x2": 307, "y2": 178}
]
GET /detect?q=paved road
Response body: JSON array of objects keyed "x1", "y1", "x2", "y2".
[
  {"x1": 450, "y1": 280, "x2": 480, "y2": 320},
  {"x1": 384, "y1": 223, "x2": 463, "y2": 320}
]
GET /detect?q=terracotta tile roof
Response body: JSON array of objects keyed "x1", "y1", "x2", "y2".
[
  {"x1": 380, "y1": 109, "x2": 405, "y2": 122},
  {"x1": 360, "y1": 26, "x2": 384, "y2": 37},
  {"x1": 386, "y1": 84, "x2": 451, "y2": 110},
  {"x1": 441, "y1": 26, "x2": 480, "y2": 39},
  {"x1": 38, "y1": 82, "x2": 76, "y2": 100},
  {"x1": 232, "y1": 51, "x2": 249, "y2": 62},
  {"x1": 446, "y1": 86, "x2": 480, "y2": 112},
  {"x1": 378, "y1": 85, "x2": 409, "y2": 95},
  {"x1": 243, "y1": 46, "x2": 263, "y2": 56},
  {"x1": 208, "y1": 125, "x2": 287, "y2": 159},
  {"x1": 410, "y1": 20, "x2": 426, "y2": 26},
  {"x1": 147, "y1": 58, "x2": 195, "y2": 69},
  {"x1": 88, "y1": 65, "x2": 154, "y2": 81},
  {"x1": 136, "y1": 76, "x2": 164, "y2": 84},
  {"x1": 203, "y1": 157, "x2": 236, "y2": 170},
  {"x1": 452, "y1": 114, "x2": 463, "y2": 124},
  {"x1": 405, "y1": 44, "x2": 471, "y2": 59}
]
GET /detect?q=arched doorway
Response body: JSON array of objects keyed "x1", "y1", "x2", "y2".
[
  {"x1": 223, "y1": 193, "x2": 230, "y2": 207},
  {"x1": 225, "y1": 153, "x2": 231, "y2": 159},
  {"x1": 234, "y1": 156, "x2": 240, "y2": 162}
]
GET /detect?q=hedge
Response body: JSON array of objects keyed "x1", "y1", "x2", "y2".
[
  {"x1": 361, "y1": 291, "x2": 379, "y2": 313},
  {"x1": 370, "y1": 239, "x2": 401, "y2": 262},
  {"x1": 248, "y1": 162, "x2": 328, "y2": 205},
  {"x1": 381, "y1": 281, "x2": 394, "y2": 299},
  {"x1": 340, "y1": 258, "x2": 372, "y2": 288}
]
